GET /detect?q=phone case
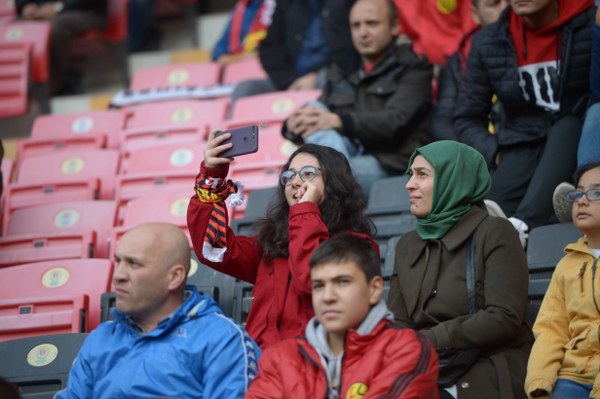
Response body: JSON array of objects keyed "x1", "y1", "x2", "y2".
[{"x1": 215, "y1": 125, "x2": 259, "y2": 158}]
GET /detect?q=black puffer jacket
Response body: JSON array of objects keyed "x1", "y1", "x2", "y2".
[
  {"x1": 258, "y1": 0, "x2": 358, "y2": 90},
  {"x1": 453, "y1": 7, "x2": 594, "y2": 167}
]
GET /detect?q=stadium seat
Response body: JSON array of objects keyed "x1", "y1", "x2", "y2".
[
  {"x1": 189, "y1": 252, "x2": 237, "y2": 319},
  {"x1": 120, "y1": 140, "x2": 204, "y2": 175},
  {"x1": 231, "y1": 187, "x2": 276, "y2": 235},
  {"x1": 29, "y1": 109, "x2": 127, "y2": 150},
  {"x1": 382, "y1": 235, "x2": 402, "y2": 279},
  {"x1": 0, "y1": 21, "x2": 51, "y2": 112},
  {"x1": 366, "y1": 176, "x2": 417, "y2": 252},
  {"x1": 221, "y1": 56, "x2": 267, "y2": 85},
  {"x1": 0, "y1": 259, "x2": 113, "y2": 333},
  {"x1": 0, "y1": 333, "x2": 87, "y2": 399},
  {"x1": 232, "y1": 281, "x2": 253, "y2": 326},
  {"x1": 528, "y1": 278, "x2": 551, "y2": 325},
  {"x1": 129, "y1": 62, "x2": 220, "y2": 91},
  {"x1": 0, "y1": 0, "x2": 16, "y2": 24},
  {"x1": 122, "y1": 99, "x2": 227, "y2": 144},
  {"x1": 17, "y1": 134, "x2": 106, "y2": 170},
  {"x1": 228, "y1": 160, "x2": 282, "y2": 220},
  {"x1": 1, "y1": 157, "x2": 14, "y2": 188},
  {"x1": 3, "y1": 200, "x2": 117, "y2": 259},
  {"x1": 226, "y1": 90, "x2": 321, "y2": 129},
  {"x1": 0, "y1": 41, "x2": 29, "y2": 118},
  {"x1": 0, "y1": 295, "x2": 88, "y2": 342},
  {"x1": 527, "y1": 223, "x2": 582, "y2": 278}
]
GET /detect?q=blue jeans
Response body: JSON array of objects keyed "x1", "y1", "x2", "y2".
[
  {"x1": 304, "y1": 101, "x2": 394, "y2": 197},
  {"x1": 552, "y1": 378, "x2": 592, "y2": 398},
  {"x1": 578, "y1": 103, "x2": 600, "y2": 169}
]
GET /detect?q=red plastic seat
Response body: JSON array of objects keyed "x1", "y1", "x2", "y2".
[
  {"x1": 30, "y1": 110, "x2": 127, "y2": 149},
  {"x1": 0, "y1": 0, "x2": 16, "y2": 23},
  {"x1": 0, "y1": 258, "x2": 113, "y2": 337},
  {"x1": 130, "y1": 62, "x2": 221, "y2": 91},
  {"x1": 226, "y1": 90, "x2": 321, "y2": 129},
  {"x1": 0, "y1": 294, "x2": 88, "y2": 341},
  {"x1": 0, "y1": 21, "x2": 50, "y2": 84},
  {"x1": 221, "y1": 56, "x2": 267, "y2": 85},
  {"x1": 2, "y1": 200, "x2": 117, "y2": 259},
  {"x1": 1, "y1": 157, "x2": 13, "y2": 188},
  {"x1": 0, "y1": 41, "x2": 29, "y2": 118},
  {"x1": 17, "y1": 134, "x2": 106, "y2": 170},
  {"x1": 120, "y1": 140, "x2": 205, "y2": 174}
]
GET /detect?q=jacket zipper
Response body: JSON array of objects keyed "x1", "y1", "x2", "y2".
[{"x1": 579, "y1": 262, "x2": 587, "y2": 293}]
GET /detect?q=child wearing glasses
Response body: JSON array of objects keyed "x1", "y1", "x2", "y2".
[
  {"x1": 187, "y1": 129, "x2": 376, "y2": 348},
  {"x1": 526, "y1": 162, "x2": 600, "y2": 399}
]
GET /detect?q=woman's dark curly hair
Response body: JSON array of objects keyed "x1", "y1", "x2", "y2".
[{"x1": 254, "y1": 144, "x2": 375, "y2": 263}]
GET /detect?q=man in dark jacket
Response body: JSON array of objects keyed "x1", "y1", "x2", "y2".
[
  {"x1": 16, "y1": 0, "x2": 107, "y2": 95},
  {"x1": 282, "y1": 0, "x2": 432, "y2": 196},
  {"x1": 454, "y1": 0, "x2": 594, "y2": 240},
  {"x1": 430, "y1": 0, "x2": 507, "y2": 141}
]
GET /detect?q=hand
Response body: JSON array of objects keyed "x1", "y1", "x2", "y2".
[
  {"x1": 301, "y1": 107, "x2": 342, "y2": 138},
  {"x1": 297, "y1": 181, "x2": 324, "y2": 205},
  {"x1": 21, "y1": 4, "x2": 39, "y2": 19},
  {"x1": 288, "y1": 72, "x2": 317, "y2": 91},
  {"x1": 286, "y1": 105, "x2": 311, "y2": 136},
  {"x1": 36, "y1": 2, "x2": 59, "y2": 19},
  {"x1": 203, "y1": 129, "x2": 234, "y2": 168}
]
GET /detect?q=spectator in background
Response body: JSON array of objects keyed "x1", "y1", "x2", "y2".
[
  {"x1": 55, "y1": 223, "x2": 260, "y2": 399},
  {"x1": 429, "y1": 0, "x2": 508, "y2": 142},
  {"x1": 212, "y1": 0, "x2": 275, "y2": 65},
  {"x1": 553, "y1": 5, "x2": 600, "y2": 223},
  {"x1": 245, "y1": 233, "x2": 439, "y2": 399},
  {"x1": 394, "y1": 0, "x2": 478, "y2": 66},
  {"x1": 281, "y1": 0, "x2": 432, "y2": 197},
  {"x1": 387, "y1": 141, "x2": 533, "y2": 398},
  {"x1": 127, "y1": 0, "x2": 156, "y2": 53},
  {"x1": 454, "y1": 0, "x2": 595, "y2": 245},
  {"x1": 230, "y1": 0, "x2": 358, "y2": 101},
  {"x1": 16, "y1": 0, "x2": 107, "y2": 95},
  {"x1": 187, "y1": 135, "x2": 375, "y2": 349},
  {"x1": 525, "y1": 162, "x2": 600, "y2": 399}
]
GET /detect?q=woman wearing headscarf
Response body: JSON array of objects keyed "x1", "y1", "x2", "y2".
[{"x1": 387, "y1": 141, "x2": 533, "y2": 399}]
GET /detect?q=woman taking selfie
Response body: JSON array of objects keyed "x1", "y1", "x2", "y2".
[
  {"x1": 187, "y1": 129, "x2": 375, "y2": 348},
  {"x1": 387, "y1": 140, "x2": 533, "y2": 399}
]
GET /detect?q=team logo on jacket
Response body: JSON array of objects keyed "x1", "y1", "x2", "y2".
[
  {"x1": 436, "y1": 0, "x2": 457, "y2": 14},
  {"x1": 346, "y1": 382, "x2": 368, "y2": 398}
]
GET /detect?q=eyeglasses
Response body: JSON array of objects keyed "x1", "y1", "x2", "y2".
[
  {"x1": 564, "y1": 189, "x2": 600, "y2": 203},
  {"x1": 279, "y1": 166, "x2": 321, "y2": 186}
]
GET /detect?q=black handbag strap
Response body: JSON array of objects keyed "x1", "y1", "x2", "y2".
[{"x1": 465, "y1": 234, "x2": 477, "y2": 315}]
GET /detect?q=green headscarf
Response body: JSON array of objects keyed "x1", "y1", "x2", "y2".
[{"x1": 407, "y1": 141, "x2": 491, "y2": 240}]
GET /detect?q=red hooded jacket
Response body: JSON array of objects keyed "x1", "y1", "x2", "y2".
[{"x1": 245, "y1": 320, "x2": 439, "y2": 399}]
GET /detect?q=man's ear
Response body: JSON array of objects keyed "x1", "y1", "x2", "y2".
[
  {"x1": 167, "y1": 264, "x2": 187, "y2": 291},
  {"x1": 369, "y1": 276, "x2": 384, "y2": 305}
]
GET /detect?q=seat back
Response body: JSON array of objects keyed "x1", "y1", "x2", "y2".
[
  {"x1": 5, "y1": 200, "x2": 118, "y2": 258},
  {"x1": 30, "y1": 110, "x2": 126, "y2": 149},
  {"x1": 0, "y1": 21, "x2": 51, "y2": 83},
  {"x1": 0, "y1": 259, "x2": 113, "y2": 331},
  {"x1": 527, "y1": 223, "x2": 582, "y2": 278},
  {"x1": 120, "y1": 139, "x2": 205, "y2": 175},
  {"x1": 528, "y1": 278, "x2": 551, "y2": 325},
  {"x1": 231, "y1": 187, "x2": 277, "y2": 235},
  {"x1": 2, "y1": 157, "x2": 14, "y2": 188},
  {"x1": 227, "y1": 90, "x2": 321, "y2": 128},
  {"x1": 0, "y1": 41, "x2": 29, "y2": 118},
  {"x1": 221, "y1": 57, "x2": 267, "y2": 85},
  {"x1": 0, "y1": 333, "x2": 87, "y2": 399},
  {"x1": 129, "y1": 63, "x2": 221, "y2": 91}
]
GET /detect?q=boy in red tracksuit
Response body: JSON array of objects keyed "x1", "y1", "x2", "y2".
[{"x1": 245, "y1": 233, "x2": 439, "y2": 399}]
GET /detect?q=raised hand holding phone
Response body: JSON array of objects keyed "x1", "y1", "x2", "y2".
[
  {"x1": 204, "y1": 129, "x2": 235, "y2": 168},
  {"x1": 214, "y1": 125, "x2": 259, "y2": 158}
]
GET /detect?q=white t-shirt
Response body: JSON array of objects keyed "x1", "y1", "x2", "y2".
[{"x1": 591, "y1": 248, "x2": 600, "y2": 259}]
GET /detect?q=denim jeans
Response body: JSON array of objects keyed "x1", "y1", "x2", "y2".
[
  {"x1": 552, "y1": 378, "x2": 593, "y2": 398},
  {"x1": 578, "y1": 102, "x2": 600, "y2": 169}
]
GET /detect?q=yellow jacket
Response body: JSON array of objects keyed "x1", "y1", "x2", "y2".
[{"x1": 525, "y1": 236, "x2": 600, "y2": 398}]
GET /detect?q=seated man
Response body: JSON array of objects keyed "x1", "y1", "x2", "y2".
[
  {"x1": 281, "y1": 0, "x2": 432, "y2": 196},
  {"x1": 16, "y1": 0, "x2": 107, "y2": 95},
  {"x1": 55, "y1": 222, "x2": 260, "y2": 399},
  {"x1": 245, "y1": 233, "x2": 438, "y2": 398},
  {"x1": 454, "y1": 0, "x2": 595, "y2": 241}
]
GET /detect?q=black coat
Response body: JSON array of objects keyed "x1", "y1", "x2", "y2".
[
  {"x1": 258, "y1": 0, "x2": 358, "y2": 90},
  {"x1": 453, "y1": 7, "x2": 594, "y2": 167}
]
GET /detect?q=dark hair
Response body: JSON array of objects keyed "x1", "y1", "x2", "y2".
[
  {"x1": 309, "y1": 233, "x2": 381, "y2": 282},
  {"x1": 254, "y1": 144, "x2": 375, "y2": 263},
  {"x1": 352, "y1": 0, "x2": 398, "y2": 27},
  {"x1": 573, "y1": 161, "x2": 600, "y2": 186}
]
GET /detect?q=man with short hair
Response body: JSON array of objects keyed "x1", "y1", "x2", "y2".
[
  {"x1": 55, "y1": 222, "x2": 260, "y2": 399},
  {"x1": 282, "y1": 0, "x2": 433, "y2": 197},
  {"x1": 454, "y1": 0, "x2": 595, "y2": 241},
  {"x1": 245, "y1": 233, "x2": 438, "y2": 398}
]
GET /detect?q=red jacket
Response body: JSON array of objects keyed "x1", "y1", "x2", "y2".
[
  {"x1": 187, "y1": 163, "x2": 375, "y2": 348},
  {"x1": 245, "y1": 320, "x2": 439, "y2": 398}
]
